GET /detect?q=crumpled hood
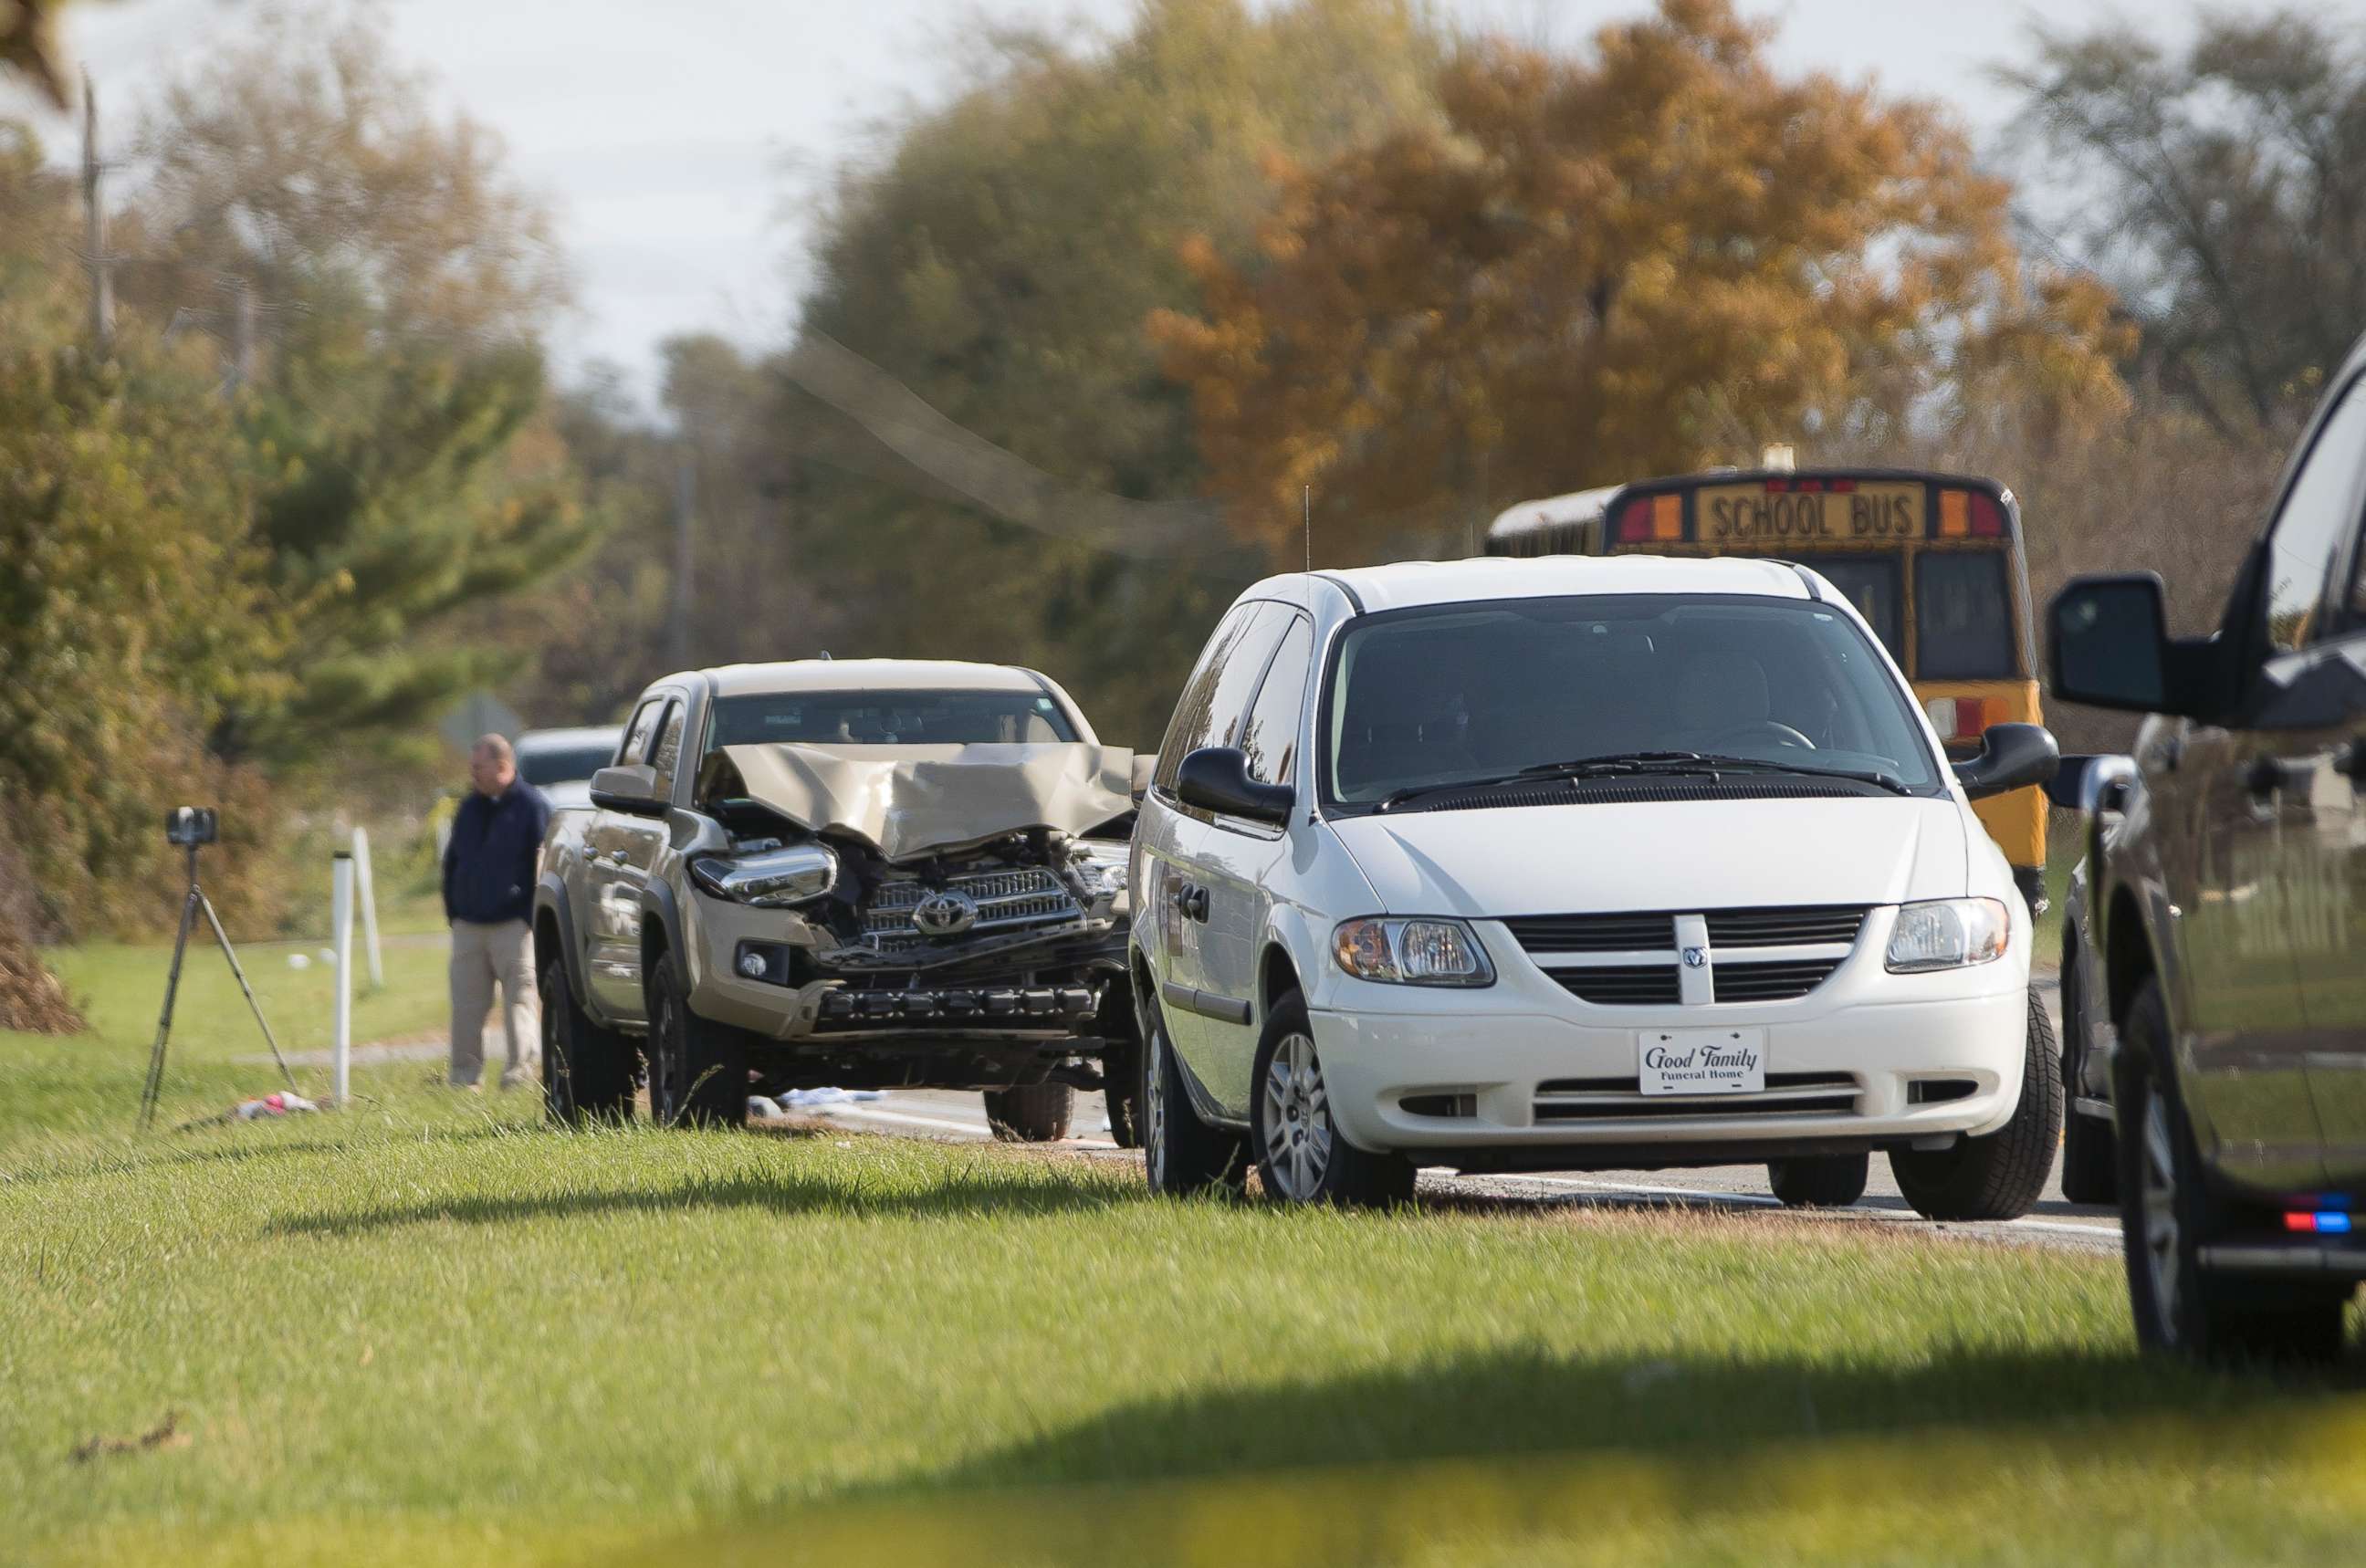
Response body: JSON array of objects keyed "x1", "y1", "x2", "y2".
[
  {"x1": 1330, "y1": 798, "x2": 1969, "y2": 917},
  {"x1": 717, "y1": 742, "x2": 1135, "y2": 862}
]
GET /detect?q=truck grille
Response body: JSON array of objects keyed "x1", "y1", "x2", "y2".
[{"x1": 859, "y1": 867, "x2": 1083, "y2": 954}]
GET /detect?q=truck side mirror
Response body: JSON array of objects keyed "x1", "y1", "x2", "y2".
[
  {"x1": 590, "y1": 764, "x2": 666, "y2": 817},
  {"x1": 2050, "y1": 575, "x2": 2171, "y2": 713},
  {"x1": 1175, "y1": 747, "x2": 1293, "y2": 826},
  {"x1": 1953, "y1": 723, "x2": 2059, "y2": 801}
]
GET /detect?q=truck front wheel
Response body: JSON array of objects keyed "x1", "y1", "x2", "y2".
[
  {"x1": 985, "y1": 1084, "x2": 1074, "y2": 1142},
  {"x1": 541, "y1": 946, "x2": 634, "y2": 1124},
  {"x1": 647, "y1": 959, "x2": 749, "y2": 1128}
]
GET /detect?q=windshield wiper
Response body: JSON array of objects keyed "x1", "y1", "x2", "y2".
[
  {"x1": 1684, "y1": 753, "x2": 1918, "y2": 796},
  {"x1": 1375, "y1": 750, "x2": 1913, "y2": 810}
]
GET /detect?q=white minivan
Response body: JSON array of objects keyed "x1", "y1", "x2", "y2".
[{"x1": 1129, "y1": 555, "x2": 2063, "y2": 1216}]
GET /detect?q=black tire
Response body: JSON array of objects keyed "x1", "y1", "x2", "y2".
[
  {"x1": 1097, "y1": 987, "x2": 1143, "y2": 1149},
  {"x1": 984, "y1": 1084, "x2": 1074, "y2": 1143},
  {"x1": 2117, "y1": 978, "x2": 2350, "y2": 1364},
  {"x1": 1891, "y1": 983, "x2": 2064, "y2": 1222},
  {"x1": 1251, "y1": 990, "x2": 1416, "y2": 1208},
  {"x1": 540, "y1": 946, "x2": 635, "y2": 1124},
  {"x1": 2058, "y1": 951, "x2": 2118, "y2": 1205},
  {"x1": 1141, "y1": 986, "x2": 1246, "y2": 1198},
  {"x1": 647, "y1": 956, "x2": 749, "y2": 1128},
  {"x1": 1767, "y1": 1153, "x2": 1868, "y2": 1208}
]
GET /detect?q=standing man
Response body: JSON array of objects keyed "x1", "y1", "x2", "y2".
[{"x1": 443, "y1": 733, "x2": 550, "y2": 1090}]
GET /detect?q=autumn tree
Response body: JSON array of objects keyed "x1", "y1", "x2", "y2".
[
  {"x1": 780, "y1": 0, "x2": 1443, "y2": 742},
  {"x1": 2004, "y1": 9, "x2": 2366, "y2": 437},
  {"x1": 1154, "y1": 0, "x2": 2129, "y2": 562}
]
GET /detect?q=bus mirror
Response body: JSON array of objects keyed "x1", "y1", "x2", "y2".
[
  {"x1": 1953, "y1": 723, "x2": 2058, "y2": 801},
  {"x1": 2050, "y1": 575, "x2": 2171, "y2": 714}
]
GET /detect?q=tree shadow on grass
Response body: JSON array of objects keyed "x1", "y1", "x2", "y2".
[
  {"x1": 2, "y1": 1118, "x2": 527, "y2": 1188},
  {"x1": 855, "y1": 1342, "x2": 2340, "y2": 1504},
  {"x1": 270, "y1": 1161, "x2": 1137, "y2": 1239}
]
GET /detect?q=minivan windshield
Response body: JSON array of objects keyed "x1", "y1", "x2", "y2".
[{"x1": 1324, "y1": 593, "x2": 1942, "y2": 806}]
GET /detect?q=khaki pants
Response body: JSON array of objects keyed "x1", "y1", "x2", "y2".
[{"x1": 449, "y1": 918, "x2": 539, "y2": 1088}]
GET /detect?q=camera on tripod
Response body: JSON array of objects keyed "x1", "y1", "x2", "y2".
[{"x1": 165, "y1": 807, "x2": 220, "y2": 847}]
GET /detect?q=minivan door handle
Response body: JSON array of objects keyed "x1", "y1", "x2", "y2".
[{"x1": 1171, "y1": 883, "x2": 1209, "y2": 923}]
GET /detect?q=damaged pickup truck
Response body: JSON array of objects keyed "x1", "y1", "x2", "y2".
[{"x1": 532, "y1": 660, "x2": 1146, "y2": 1144}]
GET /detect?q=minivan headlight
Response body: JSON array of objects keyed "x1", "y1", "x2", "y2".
[
  {"x1": 1332, "y1": 917, "x2": 1495, "y2": 987},
  {"x1": 689, "y1": 842, "x2": 839, "y2": 907},
  {"x1": 1885, "y1": 898, "x2": 2009, "y2": 973}
]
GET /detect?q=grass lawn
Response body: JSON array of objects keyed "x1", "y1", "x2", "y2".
[{"x1": 6, "y1": 937, "x2": 2366, "y2": 1564}]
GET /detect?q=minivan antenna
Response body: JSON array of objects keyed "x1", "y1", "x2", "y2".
[{"x1": 1303, "y1": 485, "x2": 1313, "y2": 573}]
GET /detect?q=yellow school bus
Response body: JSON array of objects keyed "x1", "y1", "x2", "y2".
[{"x1": 1483, "y1": 469, "x2": 2047, "y2": 913}]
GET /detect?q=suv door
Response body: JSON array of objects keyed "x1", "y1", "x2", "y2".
[
  {"x1": 1188, "y1": 610, "x2": 1314, "y2": 1111},
  {"x1": 2180, "y1": 377, "x2": 2366, "y2": 1192},
  {"x1": 584, "y1": 695, "x2": 676, "y2": 1019},
  {"x1": 2278, "y1": 384, "x2": 2366, "y2": 1186},
  {"x1": 1143, "y1": 602, "x2": 1292, "y2": 1085}
]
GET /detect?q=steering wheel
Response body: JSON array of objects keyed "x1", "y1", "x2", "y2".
[{"x1": 1700, "y1": 720, "x2": 1817, "y2": 752}]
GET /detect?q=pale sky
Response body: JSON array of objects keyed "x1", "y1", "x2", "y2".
[{"x1": 8, "y1": 0, "x2": 2357, "y2": 407}]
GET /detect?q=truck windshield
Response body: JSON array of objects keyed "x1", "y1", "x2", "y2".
[
  {"x1": 708, "y1": 689, "x2": 1079, "y2": 747},
  {"x1": 1324, "y1": 593, "x2": 1942, "y2": 805}
]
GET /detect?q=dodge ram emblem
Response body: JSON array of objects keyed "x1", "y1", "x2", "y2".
[
  {"x1": 1681, "y1": 946, "x2": 1707, "y2": 969},
  {"x1": 913, "y1": 890, "x2": 980, "y2": 937}
]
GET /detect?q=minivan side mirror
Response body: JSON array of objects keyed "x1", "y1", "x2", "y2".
[
  {"x1": 2050, "y1": 574, "x2": 2172, "y2": 714},
  {"x1": 1174, "y1": 747, "x2": 1294, "y2": 826},
  {"x1": 1952, "y1": 723, "x2": 2059, "y2": 801},
  {"x1": 590, "y1": 763, "x2": 666, "y2": 817}
]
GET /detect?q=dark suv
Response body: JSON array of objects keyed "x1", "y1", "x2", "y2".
[{"x1": 2051, "y1": 332, "x2": 2366, "y2": 1362}]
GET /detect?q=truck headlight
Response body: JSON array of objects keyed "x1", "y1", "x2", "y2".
[
  {"x1": 1885, "y1": 898, "x2": 2009, "y2": 973},
  {"x1": 1071, "y1": 841, "x2": 1129, "y2": 897},
  {"x1": 1332, "y1": 917, "x2": 1495, "y2": 987},
  {"x1": 689, "y1": 842, "x2": 839, "y2": 907}
]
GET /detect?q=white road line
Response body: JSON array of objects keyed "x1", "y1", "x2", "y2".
[{"x1": 1446, "y1": 1170, "x2": 2120, "y2": 1240}]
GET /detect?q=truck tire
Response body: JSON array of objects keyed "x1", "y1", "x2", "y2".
[
  {"x1": 647, "y1": 957, "x2": 749, "y2": 1128},
  {"x1": 1891, "y1": 983, "x2": 2063, "y2": 1222},
  {"x1": 1767, "y1": 1153, "x2": 1868, "y2": 1207},
  {"x1": 540, "y1": 946, "x2": 634, "y2": 1124},
  {"x1": 1142, "y1": 992, "x2": 1246, "y2": 1198},
  {"x1": 1251, "y1": 991, "x2": 1416, "y2": 1208},
  {"x1": 2058, "y1": 953, "x2": 2117, "y2": 1205},
  {"x1": 1096, "y1": 988, "x2": 1143, "y2": 1149},
  {"x1": 2117, "y1": 978, "x2": 2350, "y2": 1363},
  {"x1": 984, "y1": 1084, "x2": 1074, "y2": 1143}
]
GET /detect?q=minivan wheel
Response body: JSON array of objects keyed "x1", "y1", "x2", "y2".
[
  {"x1": 2058, "y1": 954, "x2": 2117, "y2": 1205},
  {"x1": 984, "y1": 1084, "x2": 1074, "y2": 1143},
  {"x1": 1767, "y1": 1153, "x2": 1868, "y2": 1208},
  {"x1": 1251, "y1": 992, "x2": 1415, "y2": 1208},
  {"x1": 1142, "y1": 996, "x2": 1245, "y2": 1197},
  {"x1": 647, "y1": 959, "x2": 749, "y2": 1128},
  {"x1": 2117, "y1": 978, "x2": 2349, "y2": 1364},
  {"x1": 540, "y1": 946, "x2": 634, "y2": 1124},
  {"x1": 1892, "y1": 984, "x2": 2063, "y2": 1222}
]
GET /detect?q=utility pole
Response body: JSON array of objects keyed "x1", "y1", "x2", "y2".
[
  {"x1": 669, "y1": 439, "x2": 696, "y2": 671},
  {"x1": 80, "y1": 70, "x2": 113, "y2": 356}
]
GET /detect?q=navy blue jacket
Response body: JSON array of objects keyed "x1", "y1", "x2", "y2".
[{"x1": 443, "y1": 782, "x2": 551, "y2": 926}]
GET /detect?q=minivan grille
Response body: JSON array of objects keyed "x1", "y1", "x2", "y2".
[
  {"x1": 1712, "y1": 959, "x2": 1847, "y2": 1003},
  {"x1": 1501, "y1": 913, "x2": 1675, "y2": 953},
  {"x1": 1702, "y1": 906, "x2": 1868, "y2": 946},
  {"x1": 1549, "y1": 966, "x2": 1682, "y2": 1006},
  {"x1": 1505, "y1": 904, "x2": 1869, "y2": 1007}
]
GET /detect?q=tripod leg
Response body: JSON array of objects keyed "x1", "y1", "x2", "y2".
[
  {"x1": 200, "y1": 894, "x2": 301, "y2": 1096},
  {"x1": 140, "y1": 889, "x2": 202, "y2": 1129}
]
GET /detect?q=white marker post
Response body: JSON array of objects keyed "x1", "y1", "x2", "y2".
[
  {"x1": 351, "y1": 826, "x2": 383, "y2": 990},
  {"x1": 330, "y1": 850, "x2": 354, "y2": 1107}
]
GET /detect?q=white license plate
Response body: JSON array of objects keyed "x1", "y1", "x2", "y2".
[{"x1": 1638, "y1": 1028, "x2": 1767, "y2": 1095}]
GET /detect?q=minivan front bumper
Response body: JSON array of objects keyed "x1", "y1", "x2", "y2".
[{"x1": 1307, "y1": 915, "x2": 2029, "y2": 1163}]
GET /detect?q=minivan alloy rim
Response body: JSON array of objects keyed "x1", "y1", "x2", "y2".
[
  {"x1": 1262, "y1": 1031, "x2": 1333, "y2": 1201},
  {"x1": 2141, "y1": 1090, "x2": 2182, "y2": 1338}
]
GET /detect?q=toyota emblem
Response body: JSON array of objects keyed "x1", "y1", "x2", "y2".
[
  {"x1": 912, "y1": 890, "x2": 980, "y2": 937},
  {"x1": 1680, "y1": 946, "x2": 1708, "y2": 969}
]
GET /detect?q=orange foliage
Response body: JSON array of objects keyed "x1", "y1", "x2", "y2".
[{"x1": 1152, "y1": 0, "x2": 2131, "y2": 560}]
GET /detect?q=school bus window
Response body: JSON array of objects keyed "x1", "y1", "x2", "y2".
[
  {"x1": 1806, "y1": 556, "x2": 1902, "y2": 664},
  {"x1": 1915, "y1": 552, "x2": 2015, "y2": 680}
]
